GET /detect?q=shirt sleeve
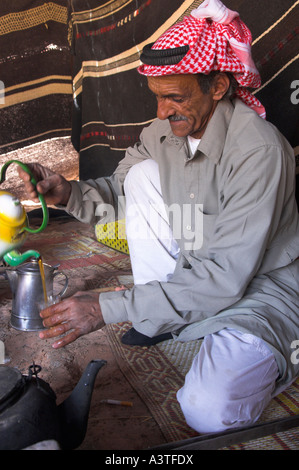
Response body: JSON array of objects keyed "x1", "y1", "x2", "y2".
[
  {"x1": 100, "y1": 143, "x2": 292, "y2": 337},
  {"x1": 64, "y1": 128, "x2": 154, "y2": 225}
]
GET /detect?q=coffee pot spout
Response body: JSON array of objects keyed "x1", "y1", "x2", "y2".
[
  {"x1": 57, "y1": 359, "x2": 107, "y2": 449},
  {"x1": 3, "y1": 267, "x2": 18, "y2": 294}
]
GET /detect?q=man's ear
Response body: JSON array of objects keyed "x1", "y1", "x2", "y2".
[{"x1": 212, "y1": 73, "x2": 230, "y2": 101}]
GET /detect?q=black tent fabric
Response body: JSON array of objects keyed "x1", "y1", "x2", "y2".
[
  {"x1": 69, "y1": 0, "x2": 299, "y2": 203},
  {"x1": 0, "y1": 0, "x2": 72, "y2": 154},
  {"x1": 0, "y1": 0, "x2": 298, "y2": 205},
  {"x1": 68, "y1": 0, "x2": 204, "y2": 179}
]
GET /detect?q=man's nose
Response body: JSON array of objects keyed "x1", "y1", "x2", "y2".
[{"x1": 156, "y1": 99, "x2": 175, "y2": 120}]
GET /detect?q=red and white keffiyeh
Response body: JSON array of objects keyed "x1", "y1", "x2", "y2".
[{"x1": 138, "y1": 0, "x2": 265, "y2": 118}]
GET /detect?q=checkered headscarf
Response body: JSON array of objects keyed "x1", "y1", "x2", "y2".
[{"x1": 138, "y1": 0, "x2": 265, "y2": 118}]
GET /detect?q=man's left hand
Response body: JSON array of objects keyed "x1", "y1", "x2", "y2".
[{"x1": 39, "y1": 291, "x2": 105, "y2": 349}]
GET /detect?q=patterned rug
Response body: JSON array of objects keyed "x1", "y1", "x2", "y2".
[{"x1": 106, "y1": 322, "x2": 299, "y2": 450}]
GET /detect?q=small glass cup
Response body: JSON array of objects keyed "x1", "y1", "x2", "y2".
[{"x1": 37, "y1": 294, "x2": 61, "y2": 313}]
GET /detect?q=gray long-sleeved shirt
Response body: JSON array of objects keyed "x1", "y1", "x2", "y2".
[{"x1": 66, "y1": 98, "x2": 299, "y2": 390}]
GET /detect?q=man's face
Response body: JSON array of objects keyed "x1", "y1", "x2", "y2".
[{"x1": 147, "y1": 74, "x2": 218, "y2": 139}]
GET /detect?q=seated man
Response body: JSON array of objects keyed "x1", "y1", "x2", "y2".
[{"x1": 19, "y1": 0, "x2": 299, "y2": 434}]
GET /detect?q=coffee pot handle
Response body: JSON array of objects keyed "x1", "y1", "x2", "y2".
[{"x1": 0, "y1": 159, "x2": 49, "y2": 234}]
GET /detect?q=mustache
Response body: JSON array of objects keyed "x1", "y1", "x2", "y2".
[{"x1": 168, "y1": 115, "x2": 188, "y2": 122}]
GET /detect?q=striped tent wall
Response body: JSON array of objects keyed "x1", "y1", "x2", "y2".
[{"x1": 0, "y1": 1, "x2": 72, "y2": 154}]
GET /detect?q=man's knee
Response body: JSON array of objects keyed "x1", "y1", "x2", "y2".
[
  {"x1": 124, "y1": 159, "x2": 159, "y2": 196},
  {"x1": 177, "y1": 377, "x2": 245, "y2": 433},
  {"x1": 176, "y1": 330, "x2": 279, "y2": 434}
]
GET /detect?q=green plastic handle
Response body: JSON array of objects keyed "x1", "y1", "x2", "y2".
[
  {"x1": 3, "y1": 249, "x2": 41, "y2": 266},
  {"x1": 0, "y1": 159, "x2": 49, "y2": 233}
]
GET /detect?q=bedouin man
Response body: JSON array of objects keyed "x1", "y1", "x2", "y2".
[{"x1": 19, "y1": 0, "x2": 299, "y2": 433}]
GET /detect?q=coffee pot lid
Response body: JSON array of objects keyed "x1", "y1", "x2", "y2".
[
  {"x1": 16, "y1": 260, "x2": 40, "y2": 274},
  {"x1": 16, "y1": 260, "x2": 51, "y2": 274},
  {"x1": 0, "y1": 366, "x2": 25, "y2": 412}
]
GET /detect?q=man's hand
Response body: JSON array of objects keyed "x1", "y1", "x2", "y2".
[
  {"x1": 39, "y1": 291, "x2": 105, "y2": 349},
  {"x1": 17, "y1": 162, "x2": 72, "y2": 206}
]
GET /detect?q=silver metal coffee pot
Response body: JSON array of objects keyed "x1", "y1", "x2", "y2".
[{"x1": 2, "y1": 260, "x2": 68, "y2": 331}]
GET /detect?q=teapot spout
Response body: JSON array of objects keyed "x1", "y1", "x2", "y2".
[
  {"x1": 3, "y1": 249, "x2": 41, "y2": 267},
  {"x1": 58, "y1": 359, "x2": 107, "y2": 449}
]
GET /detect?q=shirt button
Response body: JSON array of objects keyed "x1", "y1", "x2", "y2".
[
  {"x1": 186, "y1": 225, "x2": 191, "y2": 231},
  {"x1": 189, "y1": 193, "x2": 195, "y2": 199}
]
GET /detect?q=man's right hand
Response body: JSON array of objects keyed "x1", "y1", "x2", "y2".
[{"x1": 17, "y1": 163, "x2": 72, "y2": 206}]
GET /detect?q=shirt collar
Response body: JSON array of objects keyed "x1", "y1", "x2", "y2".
[{"x1": 198, "y1": 99, "x2": 234, "y2": 164}]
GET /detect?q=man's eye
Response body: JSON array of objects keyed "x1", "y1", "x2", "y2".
[{"x1": 173, "y1": 97, "x2": 184, "y2": 103}]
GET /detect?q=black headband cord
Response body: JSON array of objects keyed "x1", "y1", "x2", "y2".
[{"x1": 140, "y1": 43, "x2": 190, "y2": 66}]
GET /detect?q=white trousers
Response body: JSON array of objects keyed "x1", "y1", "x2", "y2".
[
  {"x1": 124, "y1": 159, "x2": 279, "y2": 433},
  {"x1": 124, "y1": 159, "x2": 180, "y2": 285}
]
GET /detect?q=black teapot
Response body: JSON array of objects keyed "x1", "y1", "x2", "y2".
[{"x1": 0, "y1": 359, "x2": 106, "y2": 450}]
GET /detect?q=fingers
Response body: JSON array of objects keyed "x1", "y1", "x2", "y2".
[
  {"x1": 17, "y1": 162, "x2": 71, "y2": 206},
  {"x1": 39, "y1": 324, "x2": 80, "y2": 349},
  {"x1": 39, "y1": 303, "x2": 80, "y2": 349},
  {"x1": 17, "y1": 163, "x2": 42, "y2": 184},
  {"x1": 35, "y1": 174, "x2": 58, "y2": 195},
  {"x1": 17, "y1": 163, "x2": 55, "y2": 200},
  {"x1": 17, "y1": 167, "x2": 37, "y2": 200},
  {"x1": 17, "y1": 164, "x2": 43, "y2": 202},
  {"x1": 52, "y1": 330, "x2": 81, "y2": 349},
  {"x1": 34, "y1": 173, "x2": 71, "y2": 206},
  {"x1": 39, "y1": 301, "x2": 68, "y2": 325},
  {"x1": 39, "y1": 322, "x2": 68, "y2": 339},
  {"x1": 17, "y1": 166, "x2": 31, "y2": 182},
  {"x1": 39, "y1": 301, "x2": 72, "y2": 346}
]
